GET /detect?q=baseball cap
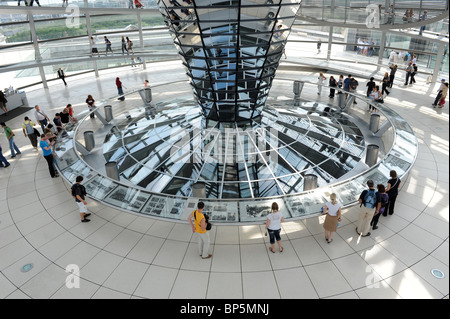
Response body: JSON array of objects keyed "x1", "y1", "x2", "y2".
[{"x1": 442, "y1": 79, "x2": 446, "y2": 81}]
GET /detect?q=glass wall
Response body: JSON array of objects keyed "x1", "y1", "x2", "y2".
[{"x1": 0, "y1": 1, "x2": 448, "y2": 89}]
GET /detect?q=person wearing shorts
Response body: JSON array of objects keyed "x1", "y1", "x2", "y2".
[
  {"x1": 71, "y1": 176, "x2": 91, "y2": 222},
  {"x1": 265, "y1": 202, "x2": 285, "y2": 253}
]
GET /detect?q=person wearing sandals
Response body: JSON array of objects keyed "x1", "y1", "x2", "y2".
[
  {"x1": 265, "y1": 202, "x2": 285, "y2": 253},
  {"x1": 322, "y1": 193, "x2": 342, "y2": 244}
]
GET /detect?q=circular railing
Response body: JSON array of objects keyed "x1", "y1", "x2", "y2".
[{"x1": 54, "y1": 78, "x2": 418, "y2": 224}]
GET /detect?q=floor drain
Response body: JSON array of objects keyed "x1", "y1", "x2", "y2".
[
  {"x1": 21, "y1": 263, "x2": 33, "y2": 273},
  {"x1": 431, "y1": 269, "x2": 445, "y2": 279}
]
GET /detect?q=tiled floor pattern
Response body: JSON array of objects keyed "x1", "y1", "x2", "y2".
[{"x1": 0, "y1": 60, "x2": 448, "y2": 299}]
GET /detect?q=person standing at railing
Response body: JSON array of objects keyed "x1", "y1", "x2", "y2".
[
  {"x1": 329, "y1": 76, "x2": 337, "y2": 98},
  {"x1": 387, "y1": 5, "x2": 395, "y2": 25},
  {"x1": 389, "y1": 64, "x2": 397, "y2": 88},
  {"x1": 419, "y1": 10, "x2": 428, "y2": 35},
  {"x1": 381, "y1": 72, "x2": 390, "y2": 96},
  {"x1": 404, "y1": 61, "x2": 413, "y2": 85},
  {"x1": 317, "y1": 72, "x2": 326, "y2": 96},
  {"x1": 116, "y1": 77, "x2": 126, "y2": 101},
  {"x1": 128, "y1": 0, "x2": 134, "y2": 8}
]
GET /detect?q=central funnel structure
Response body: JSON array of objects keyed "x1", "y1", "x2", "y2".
[{"x1": 159, "y1": 0, "x2": 302, "y2": 122}]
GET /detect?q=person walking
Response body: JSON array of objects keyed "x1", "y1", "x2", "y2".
[
  {"x1": 57, "y1": 68, "x2": 67, "y2": 86},
  {"x1": 18, "y1": 0, "x2": 28, "y2": 6},
  {"x1": 409, "y1": 64, "x2": 417, "y2": 84},
  {"x1": 126, "y1": 37, "x2": 134, "y2": 54},
  {"x1": 385, "y1": 170, "x2": 401, "y2": 216},
  {"x1": 39, "y1": 134, "x2": 58, "y2": 178},
  {"x1": 322, "y1": 193, "x2": 342, "y2": 244},
  {"x1": 121, "y1": 36, "x2": 128, "y2": 55},
  {"x1": 90, "y1": 36, "x2": 100, "y2": 57},
  {"x1": 188, "y1": 202, "x2": 212, "y2": 259},
  {"x1": 34, "y1": 105, "x2": 50, "y2": 133},
  {"x1": 1, "y1": 122, "x2": 21, "y2": 158},
  {"x1": 404, "y1": 61, "x2": 413, "y2": 85},
  {"x1": 389, "y1": 64, "x2": 397, "y2": 88},
  {"x1": 0, "y1": 91, "x2": 8, "y2": 116},
  {"x1": 370, "y1": 184, "x2": 388, "y2": 230},
  {"x1": 104, "y1": 36, "x2": 113, "y2": 55},
  {"x1": 265, "y1": 202, "x2": 285, "y2": 253},
  {"x1": 116, "y1": 77, "x2": 125, "y2": 101},
  {"x1": 437, "y1": 83, "x2": 448, "y2": 108},
  {"x1": 22, "y1": 116, "x2": 38, "y2": 150},
  {"x1": 381, "y1": 72, "x2": 390, "y2": 96},
  {"x1": 432, "y1": 79, "x2": 446, "y2": 107},
  {"x1": 0, "y1": 142, "x2": 11, "y2": 168},
  {"x1": 317, "y1": 72, "x2": 326, "y2": 96},
  {"x1": 356, "y1": 180, "x2": 377, "y2": 237},
  {"x1": 71, "y1": 176, "x2": 91, "y2": 223}
]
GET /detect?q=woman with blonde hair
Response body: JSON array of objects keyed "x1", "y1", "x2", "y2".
[
  {"x1": 322, "y1": 193, "x2": 342, "y2": 243},
  {"x1": 265, "y1": 202, "x2": 285, "y2": 253}
]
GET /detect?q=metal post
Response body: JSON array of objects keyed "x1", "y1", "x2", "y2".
[
  {"x1": 303, "y1": 174, "x2": 318, "y2": 191},
  {"x1": 327, "y1": 26, "x2": 333, "y2": 61},
  {"x1": 28, "y1": 14, "x2": 48, "y2": 88},
  {"x1": 104, "y1": 105, "x2": 113, "y2": 122},
  {"x1": 432, "y1": 42, "x2": 445, "y2": 84},
  {"x1": 192, "y1": 182, "x2": 206, "y2": 198},
  {"x1": 293, "y1": 81, "x2": 304, "y2": 100},
  {"x1": 105, "y1": 161, "x2": 120, "y2": 181},
  {"x1": 137, "y1": 12, "x2": 146, "y2": 70},
  {"x1": 365, "y1": 144, "x2": 379, "y2": 167},
  {"x1": 369, "y1": 113, "x2": 381, "y2": 133},
  {"x1": 377, "y1": 31, "x2": 386, "y2": 71},
  {"x1": 337, "y1": 92, "x2": 345, "y2": 109},
  {"x1": 139, "y1": 88, "x2": 152, "y2": 105},
  {"x1": 84, "y1": 0, "x2": 99, "y2": 77},
  {"x1": 84, "y1": 131, "x2": 95, "y2": 151}
]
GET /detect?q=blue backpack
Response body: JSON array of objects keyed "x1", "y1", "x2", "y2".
[{"x1": 364, "y1": 189, "x2": 377, "y2": 209}]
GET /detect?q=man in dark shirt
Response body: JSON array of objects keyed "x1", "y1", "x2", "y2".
[
  {"x1": 71, "y1": 175, "x2": 91, "y2": 222},
  {"x1": 57, "y1": 68, "x2": 67, "y2": 86}
]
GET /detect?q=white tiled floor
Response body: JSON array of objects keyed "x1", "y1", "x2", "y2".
[{"x1": 0, "y1": 60, "x2": 448, "y2": 299}]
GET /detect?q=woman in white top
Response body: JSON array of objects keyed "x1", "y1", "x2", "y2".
[
  {"x1": 265, "y1": 202, "x2": 285, "y2": 253},
  {"x1": 317, "y1": 72, "x2": 327, "y2": 95},
  {"x1": 322, "y1": 193, "x2": 342, "y2": 244}
]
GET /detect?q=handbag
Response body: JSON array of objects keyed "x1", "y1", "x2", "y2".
[
  {"x1": 194, "y1": 210, "x2": 212, "y2": 231},
  {"x1": 439, "y1": 99, "x2": 445, "y2": 106}
]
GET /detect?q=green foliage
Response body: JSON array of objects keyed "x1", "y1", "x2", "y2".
[{"x1": 6, "y1": 15, "x2": 164, "y2": 43}]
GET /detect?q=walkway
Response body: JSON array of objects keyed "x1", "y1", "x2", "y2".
[{"x1": 0, "y1": 60, "x2": 448, "y2": 299}]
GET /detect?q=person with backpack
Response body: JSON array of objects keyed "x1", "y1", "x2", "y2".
[
  {"x1": 71, "y1": 176, "x2": 91, "y2": 223},
  {"x1": 22, "y1": 116, "x2": 38, "y2": 150},
  {"x1": 370, "y1": 184, "x2": 389, "y2": 230},
  {"x1": 356, "y1": 180, "x2": 377, "y2": 237},
  {"x1": 188, "y1": 201, "x2": 212, "y2": 259}
]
